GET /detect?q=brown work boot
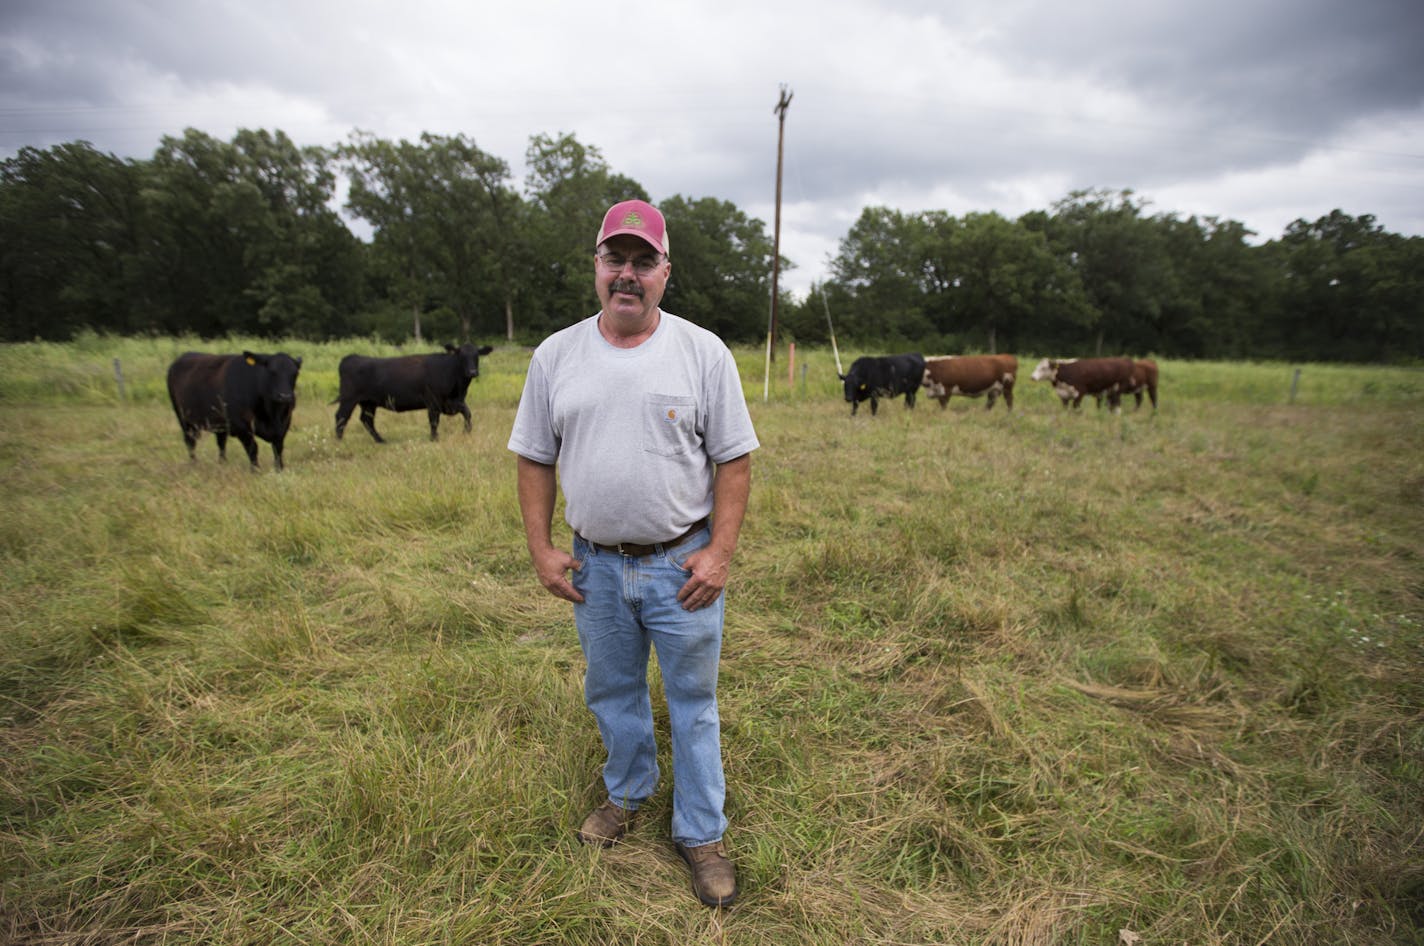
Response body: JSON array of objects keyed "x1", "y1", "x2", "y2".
[
  {"x1": 578, "y1": 800, "x2": 634, "y2": 847},
  {"x1": 675, "y1": 840, "x2": 739, "y2": 907}
]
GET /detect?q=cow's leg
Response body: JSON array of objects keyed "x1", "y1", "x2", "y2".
[
  {"x1": 905, "y1": 389, "x2": 916, "y2": 409},
  {"x1": 427, "y1": 408, "x2": 441, "y2": 441},
  {"x1": 271, "y1": 437, "x2": 286, "y2": 472},
  {"x1": 181, "y1": 425, "x2": 199, "y2": 462},
  {"x1": 850, "y1": 401, "x2": 859, "y2": 416},
  {"x1": 870, "y1": 397, "x2": 879, "y2": 416},
  {"x1": 236, "y1": 432, "x2": 260, "y2": 469},
  {"x1": 986, "y1": 390, "x2": 998, "y2": 410},
  {"x1": 215, "y1": 430, "x2": 229, "y2": 462},
  {"x1": 359, "y1": 403, "x2": 385, "y2": 443},
  {"x1": 334, "y1": 400, "x2": 354, "y2": 439},
  {"x1": 1004, "y1": 384, "x2": 1014, "y2": 410},
  {"x1": 458, "y1": 403, "x2": 472, "y2": 433}
]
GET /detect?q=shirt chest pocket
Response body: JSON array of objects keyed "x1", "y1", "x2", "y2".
[{"x1": 641, "y1": 394, "x2": 699, "y2": 457}]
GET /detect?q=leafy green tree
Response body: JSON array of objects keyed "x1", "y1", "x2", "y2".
[
  {"x1": 1043, "y1": 189, "x2": 1172, "y2": 355},
  {"x1": 522, "y1": 133, "x2": 647, "y2": 335},
  {"x1": 1363, "y1": 233, "x2": 1424, "y2": 361},
  {"x1": 342, "y1": 131, "x2": 514, "y2": 343},
  {"x1": 657, "y1": 195, "x2": 775, "y2": 343},
  {"x1": 1152, "y1": 215, "x2": 1269, "y2": 358},
  {"x1": 823, "y1": 207, "x2": 1091, "y2": 353},
  {"x1": 411, "y1": 134, "x2": 517, "y2": 342},
  {"x1": 778, "y1": 281, "x2": 838, "y2": 346},
  {"x1": 827, "y1": 207, "x2": 934, "y2": 343},
  {"x1": 0, "y1": 142, "x2": 143, "y2": 340},
  {"x1": 138, "y1": 128, "x2": 362, "y2": 338},
  {"x1": 1267, "y1": 211, "x2": 1424, "y2": 361},
  {"x1": 229, "y1": 131, "x2": 365, "y2": 337},
  {"x1": 943, "y1": 211, "x2": 1091, "y2": 353},
  {"x1": 341, "y1": 132, "x2": 432, "y2": 341}
]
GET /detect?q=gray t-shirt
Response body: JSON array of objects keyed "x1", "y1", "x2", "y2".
[{"x1": 508, "y1": 311, "x2": 760, "y2": 546}]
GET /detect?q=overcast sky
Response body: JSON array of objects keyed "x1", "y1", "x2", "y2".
[{"x1": 4, "y1": 0, "x2": 1422, "y2": 299}]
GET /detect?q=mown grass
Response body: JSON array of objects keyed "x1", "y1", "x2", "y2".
[{"x1": 1, "y1": 337, "x2": 1422, "y2": 945}]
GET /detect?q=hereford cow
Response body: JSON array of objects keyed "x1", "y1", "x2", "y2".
[
  {"x1": 841, "y1": 353, "x2": 926, "y2": 416},
  {"x1": 1124, "y1": 358, "x2": 1159, "y2": 410},
  {"x1": 1030, "y1": 357, "x2": 1136, "y2": 411},
  {"x1": 921, "y1": 354, "x2": 1018, "y2": 411},
  {"x1": 166, "y1": 351, "x2": 302, "y2": 471},
  {"x1": 334, "y1": 343, "x2": 494, "y2": 443},
  {"x1": 1087, "y1": 358, "x2": 1159, "y2": 411}
]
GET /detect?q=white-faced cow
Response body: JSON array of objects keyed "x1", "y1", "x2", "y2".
[
  {"x1": 334, "y1": 343, "x2": 494, "y2": 443},
  {"x1": 840, "y1": 353, "x2": 926, "y2": 416},
  {"x1": 1030, "y1": 357, "x2": 1136, "y2": 412},
  {"x1": 921, "y1": 354, "x2": 1018, "y2": 411},
  {"x1": 166, "y1": 351, "x2": 302, "y2": 471}
]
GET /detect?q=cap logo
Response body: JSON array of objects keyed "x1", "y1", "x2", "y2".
[{"x1": 622, "y1": 211, "x2": 645, "y2": 229}]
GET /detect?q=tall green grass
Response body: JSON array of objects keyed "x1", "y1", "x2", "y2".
[{"x1": 2, "y1": 339, "x2": 1422, "y2": 944}]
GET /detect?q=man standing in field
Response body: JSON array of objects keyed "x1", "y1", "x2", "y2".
[{"x1": 508, "y1": 199, "x2": 759, "y2": 908}]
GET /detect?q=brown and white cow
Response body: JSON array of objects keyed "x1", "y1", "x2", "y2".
[
  {"x1": 921, "y1": 354, "x2": 1017, "y2": 411},
  {"x1": 1030, "y1": 357, "x2": 1136, "y2": 411},
  {"x1": 1123, "y1": 358, "x2": 1158, "y2": 410},
  {"x1": 1087, "y1": 358, "x2": 1159, "y2": 411}
]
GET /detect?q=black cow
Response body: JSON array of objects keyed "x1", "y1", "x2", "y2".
[
  {"x1": 166, "y1": 351, "x2": 302, "y2": 471},
  {"x1": 334, "y1": 343, "x2": 494, "y2": 443},
  {"x1": 840, "y1": 353, "x2": 926, "y2": 416}
]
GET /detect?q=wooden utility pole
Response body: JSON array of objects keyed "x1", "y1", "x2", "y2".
[{"x1": 769, "y1": 85, "x2": 792, "y2": 362}]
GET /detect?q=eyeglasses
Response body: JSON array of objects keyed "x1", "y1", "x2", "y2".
[{"x1": 597, "y1": 251, "x2": 666, "y2": 275}]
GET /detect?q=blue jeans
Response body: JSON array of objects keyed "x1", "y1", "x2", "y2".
[{"x1": 571, "y1": 527, "x2": 728, "y2": 847}]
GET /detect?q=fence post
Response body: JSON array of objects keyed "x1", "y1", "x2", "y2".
[
  {"x1": 1289, "y1": 367, "x2": 1301, "y2": 404},
  {"x1": 113, "y1": 358, "x2": 127, "y2": 402}
]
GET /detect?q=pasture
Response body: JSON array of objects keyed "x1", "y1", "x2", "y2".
[{"x1": 2, "y1": 337, "x2": 1422, "y2": 945}]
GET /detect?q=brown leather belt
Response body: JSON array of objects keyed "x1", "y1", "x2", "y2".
[{"x1": 581, "y1": 518, "x2": 708, "y2": 558}]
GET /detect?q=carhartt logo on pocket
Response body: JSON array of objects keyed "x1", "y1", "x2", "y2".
[{"x1": 643, "y1": 394, "x2": 696, "y2": 456}]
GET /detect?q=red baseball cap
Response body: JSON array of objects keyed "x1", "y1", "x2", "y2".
[{"x1": 596, "y1": 199, "x2": 670, "y2": 256}]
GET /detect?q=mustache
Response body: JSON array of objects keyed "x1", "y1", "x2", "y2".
[{"x1": 610, "y1": 279, "x2": 644, "y2": 297}]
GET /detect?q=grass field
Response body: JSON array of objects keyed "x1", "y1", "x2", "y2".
[{"x1": 2, "y1": 337, "x2": 1422, "y2": 945}]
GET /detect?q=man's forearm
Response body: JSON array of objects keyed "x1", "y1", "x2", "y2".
[
  {"x1": 709, "y1": 453, "x2": 751, "y2": 558},
  {"x1": 516, "y1": 456, "x2": 559, "y2": 552}
]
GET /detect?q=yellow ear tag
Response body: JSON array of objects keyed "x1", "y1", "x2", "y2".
[{"x1": 245, "y1": 356, "x2": 256, "y2": 366}]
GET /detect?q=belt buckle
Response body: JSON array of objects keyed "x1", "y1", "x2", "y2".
[{"x1": 615, "y1": 542, "x2": 637, "y2": 557}]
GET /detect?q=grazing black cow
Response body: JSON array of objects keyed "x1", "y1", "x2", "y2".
[
  {"x1": 840, "y1": 353, "x2": 926, "y2": 416},
  {"x1": 334, "y1": 343, "x2": 494, "y2": 443},
  {"x1": 166, "y1": 351, "x2": 302, "y2": 471}
]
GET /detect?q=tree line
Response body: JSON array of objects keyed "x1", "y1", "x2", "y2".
[{"x1": 3, "y1": 128, "x2": 1421, "y2": 361}]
